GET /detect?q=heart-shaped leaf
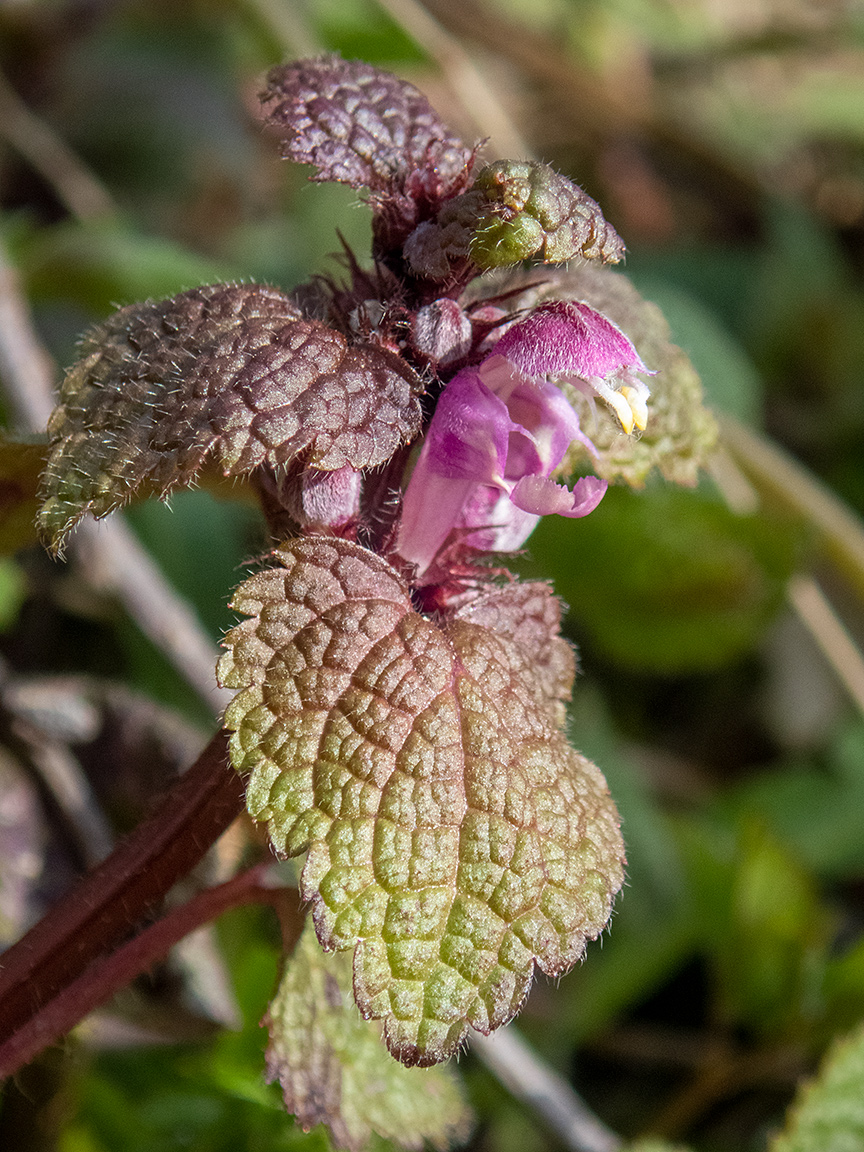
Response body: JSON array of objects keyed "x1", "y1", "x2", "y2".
[
  {"x1": 219, "y1": 536, "x2": 625, "y2": 1066},
  {"x1": 261, "y1": 56, "x2": 472, "y2": 197},
  {"x1": 38, "y1": 283, "x2": 422, "y2": 550}
]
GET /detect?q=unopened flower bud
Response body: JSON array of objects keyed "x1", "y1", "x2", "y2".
[{"x1": 411, "y1": 299, "x2": 472, "y2": 368}]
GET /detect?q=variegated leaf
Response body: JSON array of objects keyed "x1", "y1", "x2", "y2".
[
  {"x1": 261, "y1": 56, "x2": 472, "y2": 197},
  {"x1": 219, "y1": 536, "x2": 625, "y2": 1067},
  {"x1": 38, "y1": 283, "x2": 422, "y2": 550}
]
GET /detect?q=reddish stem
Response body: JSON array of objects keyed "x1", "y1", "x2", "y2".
[
  {"x1": 0, "y1": 728, "x2": 244, "y2": 1051},
  {"x1": 0, "y1": 866, "x2": 303, "y2": 1078}
]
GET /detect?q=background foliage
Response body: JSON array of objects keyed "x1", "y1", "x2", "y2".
[{"x1": 2, "y1": 0, "x2": 864, "y2": 1150}]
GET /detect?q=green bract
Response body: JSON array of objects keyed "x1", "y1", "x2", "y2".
[{"x1": 470, "y1": 160, "x2": 625, "y2": 269}]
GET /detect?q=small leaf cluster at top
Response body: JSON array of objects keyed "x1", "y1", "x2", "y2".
[{"x1": 38, "y1": 53, "x2": 653, "y2": 584}]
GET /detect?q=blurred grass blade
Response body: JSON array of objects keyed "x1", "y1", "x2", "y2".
[{"x1": 720, "y1": 413, "x2": 864, "y2": 601}]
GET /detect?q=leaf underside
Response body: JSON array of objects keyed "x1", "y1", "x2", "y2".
[
  {"x1": 219, "y1": 536, "x2": 625, "y2": 1067},
  {"x1": 37, "y1": 283, "x2": 422, "y2": 550},
  {"x1": 266, "y1": 916, "x2": 472, "y2": 1151},
  {"x1": 261, "y1": 56, "x2": 472, "y2": 195}
]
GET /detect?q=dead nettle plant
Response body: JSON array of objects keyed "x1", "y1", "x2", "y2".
[{"x1": 10, "y1": 55, "x2": 715, "y2": 1149}]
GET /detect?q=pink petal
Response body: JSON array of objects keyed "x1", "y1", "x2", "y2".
[
  {"x1": 505, "y1": 379, "x2": 597, "y2": 472},
  {"x1": 397, "y1": 464, "x2": 477, "y2": 574},
  {"x1": 510, "y1": 473, "x2": 608, "y2": 518},
  {"x1": 298, "y1": 466, "x2": 361, "y2": 526},
  {"x1": 496, "y1": 301, "x2": 652, "y2": 380},
  {"x1": 458, "y1": 485, "x2": 541, "y2": 554},
  {"x1": 424, "y1": 368, "x2": 516, "y2": 481}
]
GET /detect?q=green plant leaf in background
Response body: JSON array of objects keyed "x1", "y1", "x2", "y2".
[
  {"x1": 266, "y1": 918, "x2": 472, "y2": 1152},
  {"x1": 16, "y1": 220, "x2": 238, "y2": 318},
  {"x1": 533, "y1": 689, "x2": 694, "y2": 1052},
  {"x1": 772, "y1": 1020, "x2": 864, "y2": 1152},
  {"x1": 713, "y1": 820, "x2": 830, "y2": 1039},
  {"x1": 520, "y1": 482, "x2": 800, "y2": 673},
  {"x1": 725, "y1": 721, "x2": 864, "y2": 880},
  {"x1": 57, "y1": 905, "x2": 330, "y2": 1152},
  {"x1": 625, "y1": 277, "x2": 764, "y2": 425}
]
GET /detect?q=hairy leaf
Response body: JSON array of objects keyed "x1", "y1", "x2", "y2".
[
  {"x1": 266, "y1": 916, "x2": 472, "y2": 1151},
  {"x1": 38, "y1": 283, "x2": 422, "y2": 550},
  {"x1": 470, "y1": 162, "x2": 625, "y2": 269},
  {"x1": 261, "y1": 56, "x2": 472, "y2": 197},
  {"x1": 405, "y1": 163, "x2": 625, "y2": 281},
  {"x1": 219, "y1": 537, "x2": 624, "y2": 1067},
  {"x1": 772, "y1": 1021, "x2": 864, "y2": 1152}
]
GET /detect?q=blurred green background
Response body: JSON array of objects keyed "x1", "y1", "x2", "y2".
[{"x1": 2, "y1": 1, "x2": 864, "y2": 1150}]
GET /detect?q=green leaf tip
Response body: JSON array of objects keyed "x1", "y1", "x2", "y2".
[
  {"x1": 266, "y1": 917, "x2": 472, "y2": 1151},
  {"x1": 403, "y1": 162, "x2": 625, "y2": 281},
  {"x1": 771, "y1": 1021, "x2": 864, "y2": 1152},
  {"x1": 219, "y1": 536, "x2": 625, "y2": 1067},
  {"x1": 470, "y1": 161, "x2": 625, "y2": 269}
]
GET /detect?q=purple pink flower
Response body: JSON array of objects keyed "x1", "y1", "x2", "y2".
[{"x1": 396, "y1": 300, "x2": 653, "y2": 576}]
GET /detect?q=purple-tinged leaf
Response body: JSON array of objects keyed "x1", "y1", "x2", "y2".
[
  {"x1": 38, "y1": 283, "x2": 422, "y2": 550},
  {"x1": 219, "y1": 537, "x2": 624, "y2": 1067},
  {"x1": 261, "y1": 56, "x2": 472, "y2": 197}
]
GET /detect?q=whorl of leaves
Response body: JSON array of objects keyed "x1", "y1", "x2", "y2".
[
  {"x1": 38, "y1": 283, "x2": 423, "y2": 550},
  {"x1": 219, "y1": 536, "x2": 625, "y2": 1067},
  {"x1": 261, "y1": 56, "x2": 473, "y2": 197},
  {"x1": 470, "y1": 161, "x2": 625, "y2": 268}
]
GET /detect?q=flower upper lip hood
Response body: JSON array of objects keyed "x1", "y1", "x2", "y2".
[
  {"x1": 494, "y1": 300, "x2": 654, "y2": 435},
  {"x1": 396, "y1": 299, "x2": 654, "y2": 577}
]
